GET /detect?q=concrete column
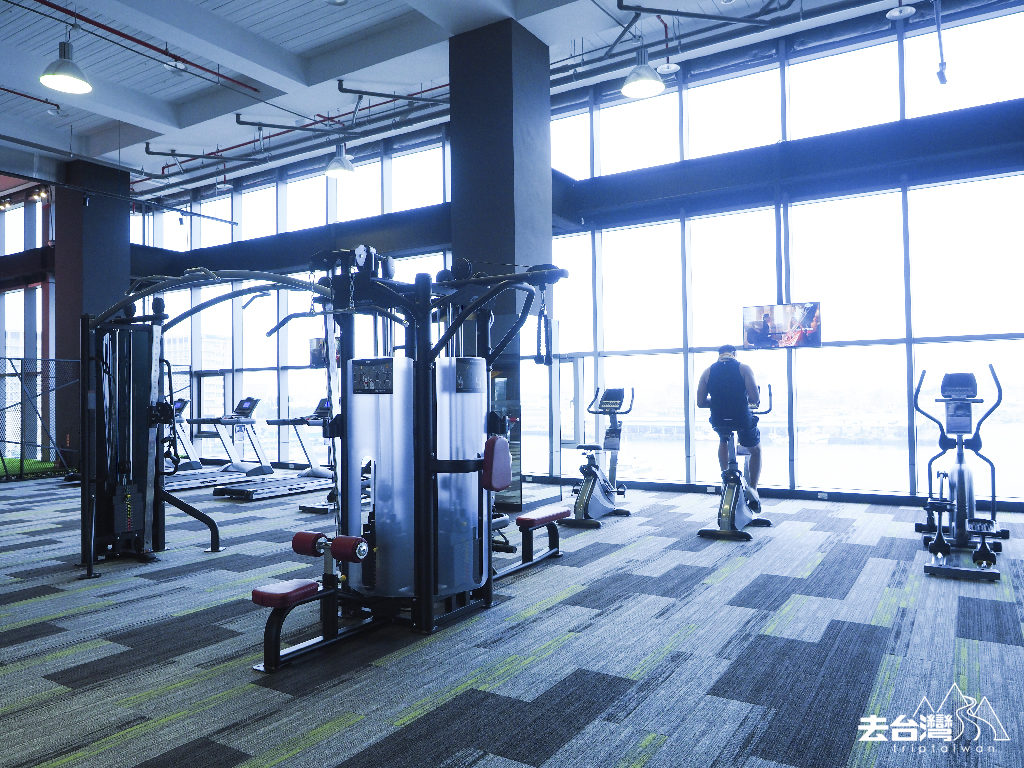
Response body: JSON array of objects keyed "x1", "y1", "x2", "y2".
[
  {"x1": 53, "y1": 160, "x2": 131, "y2": 463},
  {"x1": 449, "y1": 19, "x2": 553, "y2": 507}
]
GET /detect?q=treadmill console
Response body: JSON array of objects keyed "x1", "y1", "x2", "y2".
[{"x1": 233, "y1": 397, "x2": 260, "y2": 418}]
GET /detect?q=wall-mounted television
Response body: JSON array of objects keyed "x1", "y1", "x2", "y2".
[{"x1": 742, "y1": 302, "x2": 821, "y2": 349}]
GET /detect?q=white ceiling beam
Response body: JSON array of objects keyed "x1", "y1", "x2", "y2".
[
  {"x1": 0, "y1": 114, "x2": 87, "y2": 158},
  {"x1": 403, "y1": 0, "x2": 518, "y2": 35},
  {"x1": 82, "y1": 0, "x2": 308, "y2": 91},
  {"x1": 304, "y1": 14, "x2": 450, "y2": 87},
  {"x1": 2, "y1": 44, "x2": 180, "y2": 134}
]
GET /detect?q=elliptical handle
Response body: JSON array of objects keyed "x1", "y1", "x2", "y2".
[
  {"x1": 913, "y1": 369, "x2": 947, "y2": 437},
  {"x1": 973, "y1": 364, "x2": 1002, "y2": 437},
  {"x1": 619, "y1": 388, "x2": 635, "y2": 415},
  {"x1": 751, "y1": 385, "x2": 772, "y2": 415}
]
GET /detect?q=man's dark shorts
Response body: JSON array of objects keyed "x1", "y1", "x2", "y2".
[{"x1": 711, "y1": 414, "x2": 760, "y2": 449}]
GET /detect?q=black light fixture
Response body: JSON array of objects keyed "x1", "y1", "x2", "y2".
[{"x1": 40, "y1": 25, "x2": 93, "y2": 95}]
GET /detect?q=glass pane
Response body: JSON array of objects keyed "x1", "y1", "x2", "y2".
[
  {"x1": 198, "y1": 285, "x2": 232, "y2": 370},
  {"x1": 392, "y1": 147, "x2": 444, "y2": 212},
  {"x1": 789, "y1": 191, "x2": 905, "y2": 341},
  {"x1": 909, "y1": 175, "x2": 1024, "y2": 337},
  {"x1": 3, "y1": 289, "x2": 25, "y2": 358},
  {"x1": 391, "y1": 253, "x2": 444, "y2": 352},
  {"x1": 241, "y1": 284, "x2": 277, "y2": 368},
  {"x1": 285, "y1": 174, "x2": 326, "y2": 232},
  {"x1": 601, "y1": 354, "x2": 685, "y2": 482},
  {"x1": 161, "y1": 289, "x2": 192, "y2": 368},
  {"x1": 559, "y1": 360, "x2": 575, "y2": 442},
  {"x1": 197, "y1": 374, "x2": 228, "y2": 461},
  {"x1": 687, "y1": 208, "x2": 777, "y2": 349},
  {"x1": 160, "y1": 210, "x2": 190, "y2": 252},
  {"x1": 200, "y1": 196, "x2": 233, "y2": 247},
  {"x1": 601, "y1": 221, "x2": 682, "y2": 351},
  {"x1": 240, "y1": 370, "x2": 278, "y2": 463},
  {"x1": 4, "y1": 206, "x2": 25, "y2": 255},
  {"x1": 130, "y1": 213, "x2": 144, "y2": 245},
  {"x1": 598, "y1": 91, "x2": 680, "y2": 176},
  {"x1": 285, "y1": 274, "x2": 326, "y2": 367},
  {"x1": 793, "y1": 345, "x2": 908, "y2": 492},
  {"x1": 524, "y1": 234, "x2": 593, "y2": 355},
  {"x1": 520, "y1": 362, "x2": 551, "y2": 475},
  {"x1": 686, "y1": 69, "x2": 781, "y2": 159},
  {"x1": 561, "y1": 355, "x2": 594, "y2": 471},
  {"x1": 787, "y1": 42, "x2": 899, "y2": 140},
  {"x1": 552, "y1": 111, "x2": 591, "y2": 180},
  {"x1": 913, "y1": 339, "x2": 1024, "y2": 500},
  {"x1": 690, "y1": 349, "x2": 789, "y2": 488},
  {"x1": 905, "y1": 11, "x2": 1024, "y2": 119},
  {"x1": 337, "y1": 161, "x2": 382, "y2": 222},
  {"x1": 285, "y1": 368, "x2": 331, "y2": 468},
  {"x1": 239, "y1": 186, "x2": 276, "y2": 241}
]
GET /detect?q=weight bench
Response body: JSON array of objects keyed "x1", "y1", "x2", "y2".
[
  {"x1": 251, "y1": 531, "x2": 371, "y2": 672},
  {"x1": 493, "y1": 508, "x2": 570, "y2": 580}
]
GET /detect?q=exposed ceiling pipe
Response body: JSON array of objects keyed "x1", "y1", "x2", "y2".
[
  {"x1": 136, "y1": 102, "x2": 449, "y2": 196},
  {"x1": 26, "y1": 0, "x2": 260, "y2": 93},
  {"x1": 617, "y1": 0, "x2": 774, "y2": 26},
  {"x1": 600, "y1": 12, "x2": 642, "y2": 60},
  {"x1": 144, "y1": 142, "x2": 254, "y2": 164},
  {"x1": 337, "y1": 81, "x2": 450, "y2": 105},
  {"x1": 0, "y1": 85, "x2": 61, "y2": 110},
  {"x1": 151, "y1": 83, "x2": 450, "y2": 177},
  {"x1": 235, "y1": 113, "x2": 350, "y2": 136}
]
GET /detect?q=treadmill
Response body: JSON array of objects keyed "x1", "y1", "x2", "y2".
[
  {"x1": 213, "y1": 399, "x2": 335, "y2": 502},
  {"x1": 164, "y1": 397, "x2": 272, "y2": 492}
]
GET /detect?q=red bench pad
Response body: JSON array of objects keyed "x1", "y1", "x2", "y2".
[
  {"x1": 252, "y1": 579, "x2": 319, "y2": 608},
  {"x1": 516, "y1": 509, "x2": 571, "y2": 529}
]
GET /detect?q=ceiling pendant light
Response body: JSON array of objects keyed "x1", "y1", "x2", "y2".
[
  {"x1": 326, "y1": 144, "x2": 355, "y2": 178},
  {"x1": 621, "y1": 45, "x2": 665, "y2": 100},
  {"x1": 40, "y1": 26, "x2": 92, "y2": 95},
  {"x1": 885, "y1": 1, "x2": 916, "y2": 20}
]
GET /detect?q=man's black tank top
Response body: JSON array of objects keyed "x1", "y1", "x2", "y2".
[{"x1": 707, "y1": 358, "x2": 751, "y2": 421}]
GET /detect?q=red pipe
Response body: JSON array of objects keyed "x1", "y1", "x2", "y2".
[
  {"x1": 29, "y1": 0, "x2": 260, "y2": 93},
  {"x1": 0, "y1": 85, "x2": 60, "y2": 108},
  {"x1": 151, "y1": 82, "x2": 451, "y2": 178},
  {"x1": 656, "y1": 14, "x2": 670, "y2": 64}
]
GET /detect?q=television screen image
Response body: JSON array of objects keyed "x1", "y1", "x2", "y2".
[{"x1": 742, "y1": 302, "x2": 821, "y2": 349}]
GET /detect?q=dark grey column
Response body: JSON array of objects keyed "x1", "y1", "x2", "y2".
[
  {"x1": 53, "y1": 160, "x2": 131, "y2": 462},
  {"x1": 449, "y1": 19, "x2": 552, "y2": 508}
]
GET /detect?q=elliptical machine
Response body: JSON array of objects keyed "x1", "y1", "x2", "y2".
[
  {"x1": 560, "y1": 387, "x2": 633, "y2": 529},
  {"x1": 913, "y1": 364, "x2": 1008, "y2": 581},
  {"x1": 698, "y1": 386, "x2": 772, "y2": 541}
]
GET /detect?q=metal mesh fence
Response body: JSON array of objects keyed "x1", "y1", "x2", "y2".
[{"x1": 0, "y1": 358, "x2": 80, "y2": 481}]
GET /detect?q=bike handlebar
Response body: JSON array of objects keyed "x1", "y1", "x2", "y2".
[{"x1": 751, "y1": 385, "x2": 772, "y2": 415}]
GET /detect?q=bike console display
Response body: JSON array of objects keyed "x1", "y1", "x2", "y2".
[
  {"x1": 311, "y1": 398, "x2": 331, "y2": 419},
  {"x1": 587, "y1": 388, "x2": 634, "y2": 415}
]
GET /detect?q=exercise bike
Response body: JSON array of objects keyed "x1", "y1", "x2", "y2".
[
  {"x1": 913, "y1": 364, "x2": 1008, "y2": 581},
  {"x1": 560, "y1": 387, "x2": 633, "y2": 529},
  {"x1": 698, "y1": 386, "x2": 772, "y2": 541}
]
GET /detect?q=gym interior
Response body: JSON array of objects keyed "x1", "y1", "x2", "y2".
[{"x1": 1, "y1": 2, "x2": 1023, "y2": 766}]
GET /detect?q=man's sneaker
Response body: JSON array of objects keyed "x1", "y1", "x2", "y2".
[{"x1": 745, "y1": 485, "x2": 760, "y2": 513}]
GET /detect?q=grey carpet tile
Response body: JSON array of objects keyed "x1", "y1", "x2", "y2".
[{"x1": 2, "y1": 479, "x2": 1024, "y2": 768}]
